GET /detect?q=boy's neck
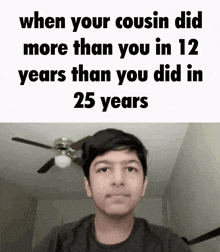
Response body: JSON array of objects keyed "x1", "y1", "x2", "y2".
[{"x1": 94, "y1": 210, "x2": 135, "y2": 245}]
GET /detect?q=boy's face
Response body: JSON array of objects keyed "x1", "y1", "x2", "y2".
[{"x1": 84, "y1": 149, "x2": 148, "y2": 217}]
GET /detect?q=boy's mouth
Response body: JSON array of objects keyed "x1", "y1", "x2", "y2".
[{"x1": 106, "y1": 193, "x2": 130, "y2": 198}]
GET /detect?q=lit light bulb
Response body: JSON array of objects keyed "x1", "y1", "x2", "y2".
[{"x1": 55, "y1": 154, "x2": 71, "y2": 169}]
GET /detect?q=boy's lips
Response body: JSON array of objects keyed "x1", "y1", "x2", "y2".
[{"x1": 106, "y1": 193, "x2": 130, "y2": 198}]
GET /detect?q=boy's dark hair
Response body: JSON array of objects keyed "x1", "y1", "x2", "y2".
[{"x1": 81, "y1": 128, "x2": 148, "y2": 179}]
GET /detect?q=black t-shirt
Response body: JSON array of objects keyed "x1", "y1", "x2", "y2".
[{"x1": 33, "y1": 214, "x2": 191, "y2": 252}]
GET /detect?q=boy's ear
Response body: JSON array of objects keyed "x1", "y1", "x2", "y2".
[
  {"x1": 141, "y1": 177, "x2": 148, "y2": 197},
  {"x1": 84, "y1": 177, "x2": 92, "y2": 198}
]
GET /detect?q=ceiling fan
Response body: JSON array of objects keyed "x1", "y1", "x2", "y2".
[{"x1": 11, "y1": 136, "x2": 91, "y2": 173}]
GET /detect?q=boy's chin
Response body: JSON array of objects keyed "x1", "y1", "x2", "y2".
[{"x1": 101, "y1": 206, "x2": 134, "y2": 218}]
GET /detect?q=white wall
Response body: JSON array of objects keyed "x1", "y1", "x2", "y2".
[
  {"x1": 0, "y1": 178, "x2": 38, "y2": 252},
  {"x1": 163, "y1": 123, "x2": 220, "y2": 252},
  {"x1": 135, "y1": 197, "x2": 162, "y2": 225},
  {"x1": 33, "y1": 197, "x2": 162, "y2": 247}
]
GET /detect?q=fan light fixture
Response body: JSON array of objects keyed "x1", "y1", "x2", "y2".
[
  {"x1": 11, "y1": 135, "x2": 91, "y2": 173},
  {"x1": 55, "y1": 154, "x2": 72, "y2": 169}
]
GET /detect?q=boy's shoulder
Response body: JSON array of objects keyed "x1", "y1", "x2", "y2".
[
  {"x1": 138, "y1": 217, "x2": 176, "y2": 239},
  {"x1": 63, "y1": 216, "x2": 189, "y2": 249},
  {"x1": 34, "y1": 215, "x2": 191, "y2": 252},
  {"x1": 33, "y1": 214, "x2": 95, "y2": 252},
  {"x1": 53, "y1": 215, "x2": 186, "y2": 246},
  {"x1": 52, "y1": 214, "x2": 95, "y2": 236},
  {"x1": 135, "y1": 217, "x2": 190, "y2": 251},
  {"x1": 57, "y1": 215, "x2": 173, "y2": 239}
]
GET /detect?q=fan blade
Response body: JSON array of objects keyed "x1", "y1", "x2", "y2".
[
  {"x1": 12, "y1": 137, "x2": 53, "y2": 149},
  {"x1": 37, "y1": 158, "x2": 55, "y2": 173},
  {"x1": 73, "y1": 157, "x2": 83, "y2": 166},
  {"x1": 70, "y1": 136, "x2": 91, "y2": 150}
]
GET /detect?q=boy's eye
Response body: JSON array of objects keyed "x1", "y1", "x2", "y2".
[
  {"x1": 98, "y1": 167, "x2": 108, "y2": 172},
  {"x1": 127, "y1": 167, "x2": 136, "y2": 172}
]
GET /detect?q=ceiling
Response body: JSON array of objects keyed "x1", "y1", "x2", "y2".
[{"x1": 0, "y1": 123, "x2": 188, "y2": 200}]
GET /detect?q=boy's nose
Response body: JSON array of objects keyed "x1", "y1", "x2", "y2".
[{"x1": 112, "y1": 169, "x2": 124, "y2": 186}]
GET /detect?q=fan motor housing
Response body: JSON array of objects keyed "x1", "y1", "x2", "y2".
[{"x1": 54, "y1": 137, "x2": 74, "y2": 152}]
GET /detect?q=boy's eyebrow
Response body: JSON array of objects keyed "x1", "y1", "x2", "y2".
[
  {"x1": 93, "y1": 160, "x2": 111, "y2": 167},
  {"x1": 93, "y1": 159, "x2": 141, "y2": 167},
  {"x1": 121, "y1": 160, "x2": 141, "y2": 165}
]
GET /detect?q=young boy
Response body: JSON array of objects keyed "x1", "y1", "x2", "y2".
[{"x1": 33, "y1": 128, "x2": 191, "y2": 251}]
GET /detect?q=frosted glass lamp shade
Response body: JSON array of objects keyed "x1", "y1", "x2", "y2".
[{"x1": 55, "y1": 154, "x2": 71, "y2": 168}]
